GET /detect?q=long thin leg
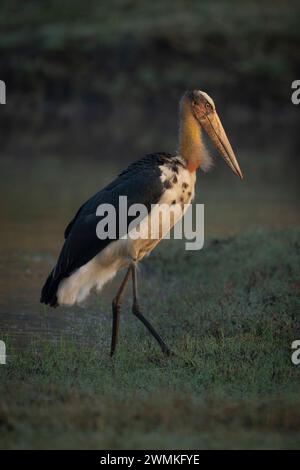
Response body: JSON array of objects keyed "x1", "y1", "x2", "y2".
[
  {"x1": 131, "y1": 263, "x2": 172, "y2": 356},
  {"x1": 110, "y1": 266, "x2": 131, "y2": 357}
]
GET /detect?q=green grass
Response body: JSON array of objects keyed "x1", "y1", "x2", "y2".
[{"x1": 0, "y1": 229, "x2": 299, "y2": 449}]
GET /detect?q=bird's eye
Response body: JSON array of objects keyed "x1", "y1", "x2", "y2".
[{"x1": 205, "y1": 102, "x2": 212, "y2": 110}]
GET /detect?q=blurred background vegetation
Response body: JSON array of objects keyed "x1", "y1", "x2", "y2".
[{"x1": 0, "y1": 0, "x2": 300, "y2": 161}]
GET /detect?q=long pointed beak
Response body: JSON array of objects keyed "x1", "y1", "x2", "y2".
[{"x1": 200, "y1": 112, "x2": 243, "y2": 179}]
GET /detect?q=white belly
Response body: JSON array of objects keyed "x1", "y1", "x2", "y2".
[
  {"x1": 57, "y1": 160, "x2": 196, "y2": 306},
  {"x1": 129, "y1": 163, "x2": 196, "y2": 261},
  {"x1": 57, "y1": 237, "x2": 131, "y2": 306}
]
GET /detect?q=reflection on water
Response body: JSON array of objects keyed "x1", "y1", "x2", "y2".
[{"x1": 0, "y1": 146, "x2": 299, "y2": 348}]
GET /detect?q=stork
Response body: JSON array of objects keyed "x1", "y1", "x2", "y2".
[{"x1": 41, "y1": 90, "x2": 243, "y2": 356}]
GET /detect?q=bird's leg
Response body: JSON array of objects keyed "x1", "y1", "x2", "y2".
[
  {"x1": 110, "y1": 266, "x2": 131, "y2": 357},
  {"x1": 131, "y1": 263, "x2": 172, "y2": 356}
]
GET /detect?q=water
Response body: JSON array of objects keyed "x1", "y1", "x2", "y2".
[{"x1": 0, "y1": 148, "x2": 299, "y2": 348}]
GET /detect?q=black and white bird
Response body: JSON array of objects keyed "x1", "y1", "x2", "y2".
[{"x1": 41, "y1": 90, "x2": 243, "y2": 356}]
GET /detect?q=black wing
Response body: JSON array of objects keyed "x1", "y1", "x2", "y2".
[{"x1": 41, "y1": 153, "x2": 175, "y2": 306}]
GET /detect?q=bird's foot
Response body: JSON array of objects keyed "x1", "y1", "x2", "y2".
[{"x1": 161, "y1": 344, "x2": 175, "y2": 357}]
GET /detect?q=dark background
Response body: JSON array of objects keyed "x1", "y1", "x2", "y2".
[{"x1": 1, "y1": 0, "x2": 300, "y2": 161}]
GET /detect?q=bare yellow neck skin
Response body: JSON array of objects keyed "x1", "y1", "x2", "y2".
[{"x1": 178, "y1": 109, "x2": 203, "y2": 172}]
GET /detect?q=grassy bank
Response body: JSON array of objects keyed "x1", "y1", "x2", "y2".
[
  {"x1": 1, "y1": 0, "x2": 299, "y2": 158},
  {"x1": 0, "y1": 229, "x2": 299, "y2": 449}
]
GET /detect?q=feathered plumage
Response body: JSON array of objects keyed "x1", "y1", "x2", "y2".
[
  {"x1": 40, "y1": 90, "x2": 242, "y2": 357},
  {"x1": 41, "y1": 153, "x2": 184, "y2": 307}
]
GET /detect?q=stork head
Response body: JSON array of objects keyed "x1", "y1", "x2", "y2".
[{"x1": 182, "y1": 90, "x2": 243, "y2": 179}]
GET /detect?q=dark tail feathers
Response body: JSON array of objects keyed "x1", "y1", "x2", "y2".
[{"x1": 40, "y1": 269, "x2": 61, "y2": 307}]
